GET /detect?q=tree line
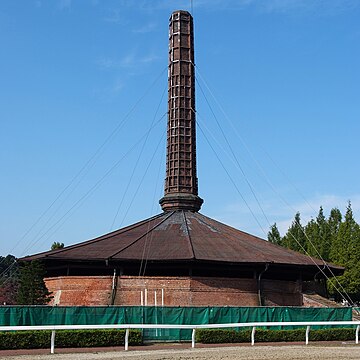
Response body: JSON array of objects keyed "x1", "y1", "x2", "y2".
[{"x1": 268, "y1": 202, "x2": 360, "y2": 302}]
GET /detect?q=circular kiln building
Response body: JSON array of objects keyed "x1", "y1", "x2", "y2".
[{"x1": 22, "y1": 10, "x2": 342, "y2": 307}]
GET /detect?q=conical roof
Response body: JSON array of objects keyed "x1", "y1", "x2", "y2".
[{"x1": 22, "y1": 210, "x2": 343, "y2": 279}]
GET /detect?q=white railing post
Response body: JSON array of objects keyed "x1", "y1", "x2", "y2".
[
  {"x1": 251, "y1": 326, "x2": 256, "y2": 346},
  {"x1": 356, "y1": 325, "x2": 360, "y2": 344},
  {"x1": 50, "y1": 330, "x2": 56, "y2": 354},
  {"x1": 305, "y1": 325, "x2": 310, "y2": 345},
  {"x1": 124, "y1": 328, "x2": 129, "y2": 351},
  {"x1": 155, "y1": 291, "x2": 158, "y2": 337},
  {"x1": 192, "y1": 328, "x2": 196, "y2": 348}
]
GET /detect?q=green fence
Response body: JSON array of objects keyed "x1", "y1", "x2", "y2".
[{"x1": 0, "y1": 306, "x2": 353, "y2": 341}]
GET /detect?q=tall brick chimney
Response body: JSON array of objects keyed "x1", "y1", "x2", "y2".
[{"x1": 159, "y1": 10, "x2": 203, "y2": 212}]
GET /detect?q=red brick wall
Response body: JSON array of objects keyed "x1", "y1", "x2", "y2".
[
  {"x1": 45, "y1": 275, "x2": 303, "y2": 307},
  {"x1": 46, "y1": 276, "x2": 113, "y2": 306},
  {"x1": 114, "y1": 276, "x2": 259, "y2": 306}
]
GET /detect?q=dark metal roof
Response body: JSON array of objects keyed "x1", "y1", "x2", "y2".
[{"x1": 21, "y1": 210, "x2": 343, "y2": 274}]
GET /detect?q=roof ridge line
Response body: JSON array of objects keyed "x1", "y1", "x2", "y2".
[
  {"x1": 198, "y1": 212, "x2": 267, "y2": 241},
  {"x1": 182, "y1": 211, "x2": 196, "y2": 260},
  {"x1": 193, "y1": 212, "x2": 222, "y2": 233},
  {"x1": 108, "y1": 211, "x2": 176, "y2": 260}
]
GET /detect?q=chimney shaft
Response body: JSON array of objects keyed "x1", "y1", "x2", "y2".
[{"x1": 159, "y1": 10, "x2": 203, "y2": 212}]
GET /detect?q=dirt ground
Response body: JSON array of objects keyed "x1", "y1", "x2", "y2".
[{"x1": 0, "y1": 344, "x2": 359, "y2": 360}]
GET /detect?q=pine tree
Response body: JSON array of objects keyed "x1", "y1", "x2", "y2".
[
  {"x1": 305, "y1": 207, "x2": 331, "y2": 261},
  {"x1": 328, "y1": 207, "x2": 342, "y2": 263},
  {"x1": 330, "y1": 203, "x2": 354, "y2": 266},
  {"x1": 304, "y1": 218, "x2": 318, "y2": 257},
  {"x1": 282, "y1": 212, "x2": 307, "y2": 253},
  {"x1": 16, "y1": 260, "x2": 53, "y2": 305},
  {"x1": 268, "y1": 223, "x2": 282, "y2": 245},
  {"x1": 328, "y1": 202, "x2": 360, "y2": 300}
]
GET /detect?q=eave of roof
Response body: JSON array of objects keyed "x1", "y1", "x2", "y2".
[{"x1": 20, "y1": 210, "x2": 343, "y2": 274}]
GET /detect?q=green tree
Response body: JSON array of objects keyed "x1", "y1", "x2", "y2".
[
  {"x1": 272, "y1": 204, "x2": 360, "y2": 301},
  {"x1": 328, "y1": 202, "x2": 360, "y2": 300},
  {"x1": 51, "y1": 242, "x2": 64, "y2": 250},
  {"x1": 304, "y1": 218, "x2": 318, "y2": 256},
  {"x1": 327, "y1": 207, "x2": 342, "y2": 262},
  {"x1": 0, "y1": 254, "x2": 18, "y2": 277},
  {"x1": 317, "y1": 207, "x2": 332, "y2": 261},
  {"x1": 16, "y1": 260, "x2": 52, "y2": 305},
  {"x1": 330, "y1": 203, "x2": 354, "y2": 266},
  {"x1": 282, "y1": 212, "x2": 307, "y2": 253},
  {"x1": 0, "y1": 255, "x2": 19, "y2": 305},
  {"x1": 268, "y1": 223, "x2": 282, "y2": 245},
  {"x1": 305, "y1": 207, "x2": 331, "y2": 261}
]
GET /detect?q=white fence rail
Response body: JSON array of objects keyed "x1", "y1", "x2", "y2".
[{"x1": 0, "y1": 321, "x2": 359, "y2": 354}]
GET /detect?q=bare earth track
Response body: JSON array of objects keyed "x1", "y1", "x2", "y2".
[{"x1": 1, "y1": 344, "x2": 360, "y2": 360}]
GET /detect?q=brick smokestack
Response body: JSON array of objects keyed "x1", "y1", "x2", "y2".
[{"x1": 159, "y1": 10, "x2": 203, "y2": 212}]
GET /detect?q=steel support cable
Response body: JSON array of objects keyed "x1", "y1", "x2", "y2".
[
  {"x1": 196, "y1": 78, "x2": 272, "y2": 230},
  {"x1": 195, "y1": 64, "x2": 258, "y2": 160},
  {"x1": 0, "y1": 260, "x2": 18, "y2": 282},
  {"x1": 17, "y1": 152, "x2": 105, "y2": 262},
  {"x1": 194, "y1": 65, "x2": 354, "y2": 305},
  {"x1": 289, "y1": 217, "x2": 355, "y2": 305},
  {"x1": 0, "y1": 271, "x2": 18, "y2": 289},
  {"x1": 252, "y1": 141, "x2": 340, "y2": 257},
  {"x1": 1, "y1": 103, "x2": 167, "y2": 280},
  {"x1": 39, "y1": 118, "x2": 166, "y2": 253},
  {"x1": 195, "y1": 64, "x2": 288, "y2": 211},
  {"x1": 264, "y1": 146, "x2": 332, "y2": 219},
  {"x1": 285, "y1": 230, "x2": 349, "y2": 304},
  {"x1": 258, "y1": 150, "x2": 355, "y2": 304},
  {"x1": 253, "y1": 146, "x2": 356, "y2": 303},
  {"x1": 198, "y1": 129, "x2": 353, "y2": 305},
  {"x1": 117, "y1": 130, "x2": 166, "y2": 230},
  {"x1": 110, "y1": 86, "x2": 167, "y2": 231},
  {"x1": 223, "y1": 143, "x2": 353, "y2": 304},
  {"x1": 116, "y1": 130, "x2": 166, "y2": 278},
  {"x1": 138, "y1": 146, "x2": 165, "y2": 277},
  {"x1": 197, "y1": 114, "x2": 268, "y2": 237},
  {"x1": 104, "y1": 134, "x2": 168, "y2": 263},
  {"x1": 235, "y1": 149, "x2": 355, "y2": 303},
  {"x1": 233, "y1": 152, "x2": 352, "y2": 303},
  {"x1": 17, "y1": 116, "x2": 166, "y2": 257},
  {"x1": 33, "y1": 66, "x2": 167, "y2": 251},
  {"x1": 197, "y1": 121, "x2": 268, "y2": 237},
  {"x1": 1, "y1": 66, "x2": 168, "y2": 265}
]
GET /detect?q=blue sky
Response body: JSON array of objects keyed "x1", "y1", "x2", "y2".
[{"x1": 1, "y1": 0, "x2": 359, "y2": 258}]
